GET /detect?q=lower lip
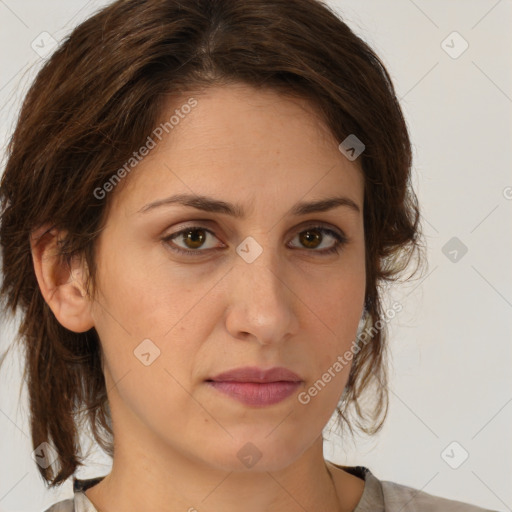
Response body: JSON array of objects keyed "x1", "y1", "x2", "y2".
[{"x1": 207, "y1": 381, "x2": 301, "y2": 406}]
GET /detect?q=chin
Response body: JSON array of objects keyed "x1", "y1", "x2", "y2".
[{"x1": 199, "y1": 436, "x2": 307, "y2": 473}]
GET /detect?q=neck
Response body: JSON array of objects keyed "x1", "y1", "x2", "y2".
[{"x1": 86, "y1": 437, "x2": 348, "y2": 512}]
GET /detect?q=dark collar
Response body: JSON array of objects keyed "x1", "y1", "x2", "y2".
[{"x1": 73, "y1": 475, "x2": 107, "y2": 493}]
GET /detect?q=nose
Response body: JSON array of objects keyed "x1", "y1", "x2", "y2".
[{"x1": 224, "y1": 240, "x2": 300, "y2": 346}]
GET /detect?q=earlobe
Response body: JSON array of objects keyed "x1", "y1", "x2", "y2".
[{"x1": 30, "y1": 224, "x2": 95, "y2": 333}]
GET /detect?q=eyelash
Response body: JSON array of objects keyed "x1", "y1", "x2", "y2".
[{"x1": 162, "y1": 225, "x2": 348, "y2": 257}]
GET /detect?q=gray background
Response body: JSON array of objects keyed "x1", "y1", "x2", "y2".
[{"x1": 0, "y1": 1, "x2": 511, "y2": 511}]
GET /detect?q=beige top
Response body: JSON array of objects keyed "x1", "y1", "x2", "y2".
[{"x1": 43, "y1": 464, "x2": 500, "y2": 512}]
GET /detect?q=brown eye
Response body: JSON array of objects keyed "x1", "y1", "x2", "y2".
[
  {"x1": 299, "y1": 229, "x2": 323, "y2": 249},
  {"x1": 181, "y1": 228, "x2": 207, "y2": 249},
  {"x1": 163, "y1": 227, "x2": 222, "y2": 255},
  {"x1": 289, "y1": 226, "x2": 347, "y2": 255}
]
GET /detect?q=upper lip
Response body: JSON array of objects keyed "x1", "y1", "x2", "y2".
[{"x1": 207, "y1": 366, "x2": 302, "y2": 383}]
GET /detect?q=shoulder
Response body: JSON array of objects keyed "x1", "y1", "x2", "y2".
[
  {"x1": 42, "y1": 498, "x2": 74, "y2": 512},
  {"x1": 42, "y1": 492, "x2": 97, "y2": 512},
  {"x1": 42, "y1": 476, "x2": 105, "y2": 512},
  {"x1": 379, "y1": 478, "x2": 499, "y2": 512},
  {"x1": 367, "y1": 469, "x2": 498, "y2": 512},
  {"x1": 331, "y1": 463, "x2": 499, "y2": 512},
  {"x1": 44, "y1": 491, "x2": 97, "y2": 512},
  {"x1": 364, "y1": 470, "x2": 500, "y2": 512}
]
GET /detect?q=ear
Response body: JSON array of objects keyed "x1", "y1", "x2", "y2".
[{"x1": 30, "y1": 224, "x2": 95, "y2": 333}]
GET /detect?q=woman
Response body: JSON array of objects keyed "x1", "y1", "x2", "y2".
[{"x1": 0, "y1": 0, "x2": 498, "y2": 511}]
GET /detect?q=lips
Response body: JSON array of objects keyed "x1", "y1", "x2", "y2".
[
  {"x1": 206, "y1": 366, "x2": 303, "y2": 406},
  {"x1": 207, "y1": 366, "x2": 302, "y2": 383}
]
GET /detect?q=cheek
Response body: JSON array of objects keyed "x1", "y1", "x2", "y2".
[
  {"x1": 298, "y1": 268, "x2": 365, "y2": 395},
  {"x1": 93, "y1": 249, "x2": 220, "y2": 387},
  {"x1": 92, "y1": 237, "x2": 212, "y2": 338},
  {"x1": 303, "y1": 268, "x2": 365, "y2": 343},
  {"x1": 90, "y1": 244, "x2": 207, "y2": 398},
  {"x1": 97, "y1": 308, "x2": 205, "y2": 430}
]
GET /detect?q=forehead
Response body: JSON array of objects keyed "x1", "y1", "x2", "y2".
[
  {"x1": 111, "y1": 83, "x2": 364, "y2": 215},
  {"x1": 158, "y1": 84, "x2": 338, "y2": 160}
]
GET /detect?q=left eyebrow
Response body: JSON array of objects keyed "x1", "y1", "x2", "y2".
[{"x1": 137, "y1": 193, "x2": 361, "y2": 217}]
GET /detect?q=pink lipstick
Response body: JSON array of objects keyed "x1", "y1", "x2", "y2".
[{"x1": 206, "y1": 366, "x2": 302, "y2": 407}]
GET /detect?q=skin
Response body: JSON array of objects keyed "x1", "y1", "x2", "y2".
[{"x1": 31, "y1": 83, "x2": 366, "y2": 512}]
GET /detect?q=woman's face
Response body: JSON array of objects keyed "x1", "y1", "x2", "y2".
[{"x1": 88, "y1": 83, "x2": 366, "y2": 472}]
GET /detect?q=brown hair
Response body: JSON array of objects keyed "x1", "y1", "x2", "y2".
[{"x1": 0, "y1": 0, "x2": 423, "y2": 487}]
